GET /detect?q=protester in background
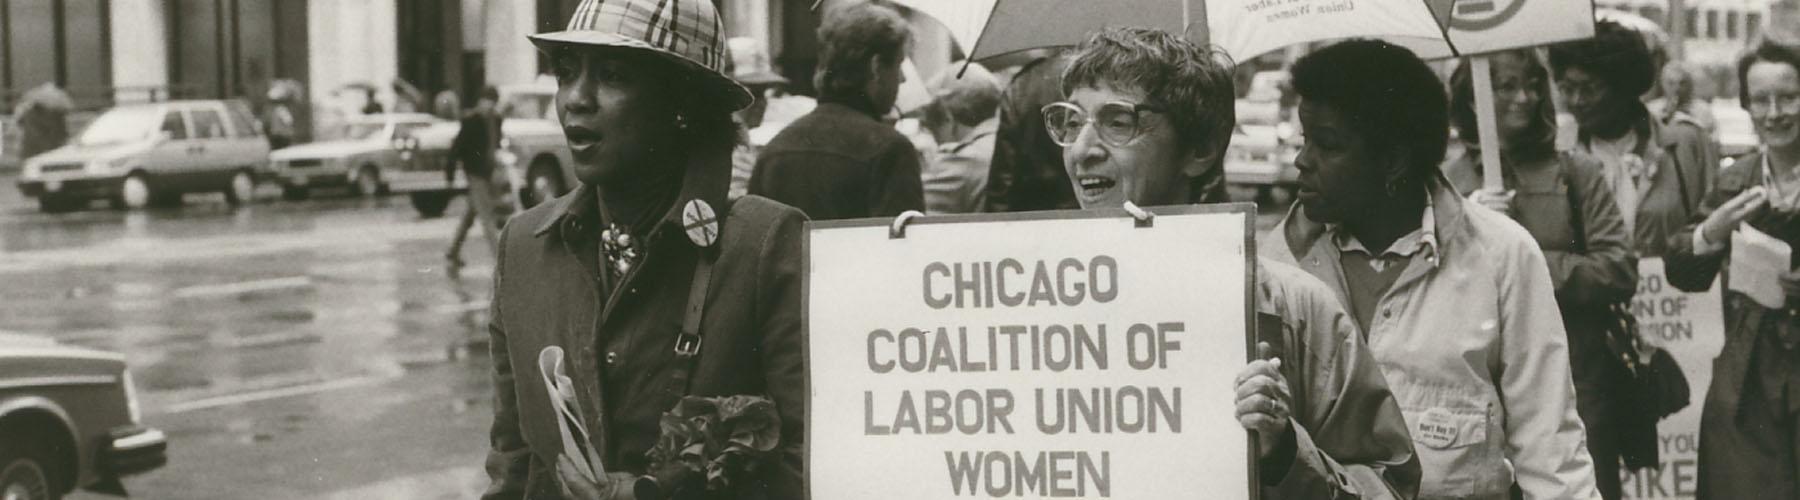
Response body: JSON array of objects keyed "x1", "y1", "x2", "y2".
[
  {"x1": 265, "y1": 87, "x2": 298, "y2": 151},
  {"x1": 444, "y1": 86, "x2": 502, "y2": 267},
  {"x1": 1551, "y1": 21, "x2": 1716, "y2": 257},
  {"x1": 1446, "y1": 49, "x2": 1638, "y2": 500},
  {"x1": 749, "y1": 1, "x2": 922, "y2": 220},
  {"x1": 985, "y1": 51, "x2": 1080, "y2": 212},
  {"x1": 1051, "y1": 28, "x2": 1420, "y2": 498},
  {"x1": 918, "y1": 62, "x2": 1001, "y2": 214},
  {"x1": 1649, "y1": 61, "x2": 1718, "y2": 136},
  {"x1": 726, "y1": 36, "x2": 790, "y2": 201},
  {"x1": 12, "y1": 82, "x2": 72, "y2": 161},
  {"x1": 1265, "y1": 40, "x2": 1599, "y2": 499},
  {"x1": 1662, "y1": 40, "x2": 1800, "y2": 499},
  {"x1": 484, "y1": 0, "x2": 805, "y2": 498}
]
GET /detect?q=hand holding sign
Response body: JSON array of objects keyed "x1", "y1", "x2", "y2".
[{"x1": 1235, "y1": 341, "x2": 1292, "y2": 460}]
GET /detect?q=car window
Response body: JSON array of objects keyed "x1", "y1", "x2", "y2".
[
  {"x1": 190, "y1": 109, "x2": 228, "y2": 139},
  {"x1": 226, "y1": 103, "x2": 262, "y2": 137},
  {"x1": 161, "y1": 111, "x2": 189, "y2": 140}
]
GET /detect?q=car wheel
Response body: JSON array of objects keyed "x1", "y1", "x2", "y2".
[
  {"x1": 410, "y1": 191, "x2": 454, "y2": 218},
  {"x1": 523, "y1": 160, "x2": 567, "y2": 208},
  {"x1": 117, "y1": 172, "x2": 154, "y2": 210},
  {"x1": 353, "y1": 166, "x2": 382, "y2": 197},
  {"x1": 224, "y1": 169, "x2": 257, "y2": 206},
  {"x1": 281, "y1": 186, "x2": 311, "y2": 201},
  {"x1": 36, "y1": 195, "x2": 80, "y2": 214},
  {"x1": 0, "y1": 444, "x2": 57, "y2": 500}
]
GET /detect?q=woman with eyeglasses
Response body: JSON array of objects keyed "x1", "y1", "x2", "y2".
[
  {"x1": 1662, "y1": 40, "x2": 1800, "y2": 499},
  {"x1": 1550, "y1": 21, "x2": 1718, "y2": 257},
  {"x1": 1445, "y1": 49, "x2": 1638, "y2": 500},
  {"x1": 1047, "y1": 27, "x2": 1420, "y2": 498}
]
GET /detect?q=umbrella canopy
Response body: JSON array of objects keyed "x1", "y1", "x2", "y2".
[
  {"x1": 18, "y1": 83, "x2": 74, "y2": 113},
  {"x1": 953, "y1": 0, "x2": 1452, "y2": 63}
]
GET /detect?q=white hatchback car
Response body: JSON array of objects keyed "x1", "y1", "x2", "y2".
[{"x1": 17, "y1": 100, "x2": 270, "y2": 212}]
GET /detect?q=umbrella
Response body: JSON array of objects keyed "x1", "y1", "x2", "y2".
[
  {"x1": 17, "y1": 83, "x2": 74, "y2": 113},
  {"x1": 922, "y1": 0, "x2": 1453, "y2": 64}
]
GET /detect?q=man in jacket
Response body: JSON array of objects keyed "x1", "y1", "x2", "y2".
[
  {"x1": 748, "y1": 1, "x2": 924, "y2": 220},
  {"x1": 1052, "y1": 27, "x2": 1419, "y2": 498},
  {"x1": 446, "y1": 86, "x2": 503, "y2": 266},
  {"x1": 483, "y1": 1, "x2": 805, "y2": 498}
]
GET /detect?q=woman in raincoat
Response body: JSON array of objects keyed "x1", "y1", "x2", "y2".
[{"x1": 481, "y1": 0, "x2": 805, "y2": 498}]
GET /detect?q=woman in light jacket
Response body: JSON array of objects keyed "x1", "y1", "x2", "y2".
[
  {"x1": 1264, "y1": 40, "x2": 1599, "y2": 499},
  {"x1": 1445, "y1": 49, "x2": 1638, "y2": 500}
]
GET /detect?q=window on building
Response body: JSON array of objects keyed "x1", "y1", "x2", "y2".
[
  {"x1": 1706, "y1": 10, "x2": 1719, "y2": 39},
  {"x1": 1687, "y1": 8, "x2": 1700, "y2": 37},
  {"x1": 161, "y1": 111, "x2": 190, "y2": 140},
  {"x1": 1727, "y1": 11, "x2": 1740, "y2": 39},
  {"x1": 1749, "y1": 13, "x2": 1764, "y2": 41},
  {"x1": 190, "y1": 109, "x2": 226, "y2": 139}
]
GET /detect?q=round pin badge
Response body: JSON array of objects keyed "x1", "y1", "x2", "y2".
[{"x1": 682, "y1": 199, "x2": 719, "y2": 248}]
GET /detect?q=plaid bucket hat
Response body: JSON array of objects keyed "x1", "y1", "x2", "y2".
[{"x1": 530, "y1": 0, "x2": 754, "y2": 111}]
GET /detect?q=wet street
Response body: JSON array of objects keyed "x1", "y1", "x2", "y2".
[
  {"x1": 0, "y1": 171, "x2": 1291, "y2": 499},
  {"x1": 0, "y1": 175, "x2": 496, "y2": 499}
]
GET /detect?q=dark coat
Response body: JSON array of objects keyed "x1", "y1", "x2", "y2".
[
  {"x1": 482, "y1": 142, "x2": 807, "y2": 498},
  {"x1": 1663, "y1": 151, "x2": 1800, "y2": 498},
  {"x1": 983, "y1": 53, "x2": 1079, "y2": 213},
  {"x1": 748, "y1": 102, "x2": 924, "y2": 220},
  {"x1": 450, "y1": 110, "x2": 502, "y2": 180}
]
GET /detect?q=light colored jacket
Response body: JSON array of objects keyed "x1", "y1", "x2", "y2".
[
  {"x1": 1262, "y1": 175, "x2": 1599, "y2": 500},
  {"x1": 922, "y1": 118, "x2": 998, "y2": 214},
  {"x1": 1255, "y1": 258, "x2": 1420, "y2": 499}
]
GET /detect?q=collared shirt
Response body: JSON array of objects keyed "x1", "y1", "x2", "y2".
[
  {"x1": 1264, "y1": 174, "x2": 1599, "y2": 500},
  {"x1": 1331, "y1": 204, "x2": 1437, "y2": 333}
]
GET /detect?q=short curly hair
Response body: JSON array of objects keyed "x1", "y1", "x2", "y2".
[
  {"x1": 1549, "y1": 21, "x2": 1657, "y2": 99},
  {"x1": 1290, "y1": 39, "x2": 1448, "y2": 191},
  {"x1": 1737, "y1": 40, "x2": 1800, "y2": 107},
  {"x1": 1060, "y1": 27, "x2": 1236, "y2": 158},
  {"x1": 813, "y1": 2, "x2": 912, "y2": 103}
]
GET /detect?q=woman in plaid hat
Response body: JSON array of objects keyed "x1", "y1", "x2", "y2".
[{"x1": 482, "y1": 0, "x2": 806, "y2": 498}]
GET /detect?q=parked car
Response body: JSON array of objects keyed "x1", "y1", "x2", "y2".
[
  {"x1": 392, "y1": 81, "x2": 577, "y2": 218},
  {"x1": 1714, "y1": 100, "x2": 1758, "y2": 165},
  {"x1": 0, "y1": 331, "x2": 165, "y2": 499},
  {"x1": 268, "y1": 113, "x2": 444, "y2": 200},
  {"x1": 16, "y1": 100, "x2": 269, "y2": 212}
]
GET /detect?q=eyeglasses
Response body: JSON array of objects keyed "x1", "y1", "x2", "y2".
[
  {"x1": 1747, "y1": 92, "x2": 1800, "y2": 115},
  {"x1": 1041, "y1": 101, "x2": 1165, "y2": 147},
  {"x1": 1555, "y1": 78, "x2": 1607, "y2": 100}
]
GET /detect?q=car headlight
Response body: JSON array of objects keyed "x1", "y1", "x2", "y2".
[
  {"x1": 88, "y1": 157, "x2": 130, "y2": 173},
  {"x1": 123, "y1": 370, "x2": 143, "y2": 424}
]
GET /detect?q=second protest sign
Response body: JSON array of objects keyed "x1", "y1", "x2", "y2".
[{"x1": 806, "y1": 206, "x2": 1256, "y2": 499}]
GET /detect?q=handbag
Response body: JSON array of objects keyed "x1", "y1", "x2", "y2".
[{"x1": 1564, "y1": 153, "x2": 1692, "y2": 470}]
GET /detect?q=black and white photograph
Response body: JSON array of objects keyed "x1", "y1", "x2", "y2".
[{"x1": 0, "y1": 0, "x2": 1797, "y2": 499}]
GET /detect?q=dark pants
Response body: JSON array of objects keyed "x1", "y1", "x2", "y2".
[{"x1": 447, "y1": 174, "x2": 500, "y2": 260}]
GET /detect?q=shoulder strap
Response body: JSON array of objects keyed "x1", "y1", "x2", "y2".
[
  {"x1": 1564, "y1": 153, "x2": 1590, "y2": 254},
  {"x1": 664, "y1": 198, "x2": 734, "y2": 400},
  {"x1": 1667, "y1": 144, "x2": 1693, "y2": 219}
]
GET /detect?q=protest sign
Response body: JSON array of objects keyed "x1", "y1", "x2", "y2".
[
  {"x1": 806, "y1": 205, "x2": 1256, "y2": 499},
  {"x1": 1621, "y1": 258, "x2": 1725, "y2": 499}
]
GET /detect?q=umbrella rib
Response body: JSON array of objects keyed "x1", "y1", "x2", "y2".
[
  {"x1": 963, "y1": 0, "x2": 1008, "y2": 64},
  {"x1": 1435, "y1": 0, "x2": 1463, "y2": 57}
]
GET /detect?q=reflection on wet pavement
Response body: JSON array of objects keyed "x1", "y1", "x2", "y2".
[{"x1": 1, "y1": 182, "x2": 502, "y2": 498}]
